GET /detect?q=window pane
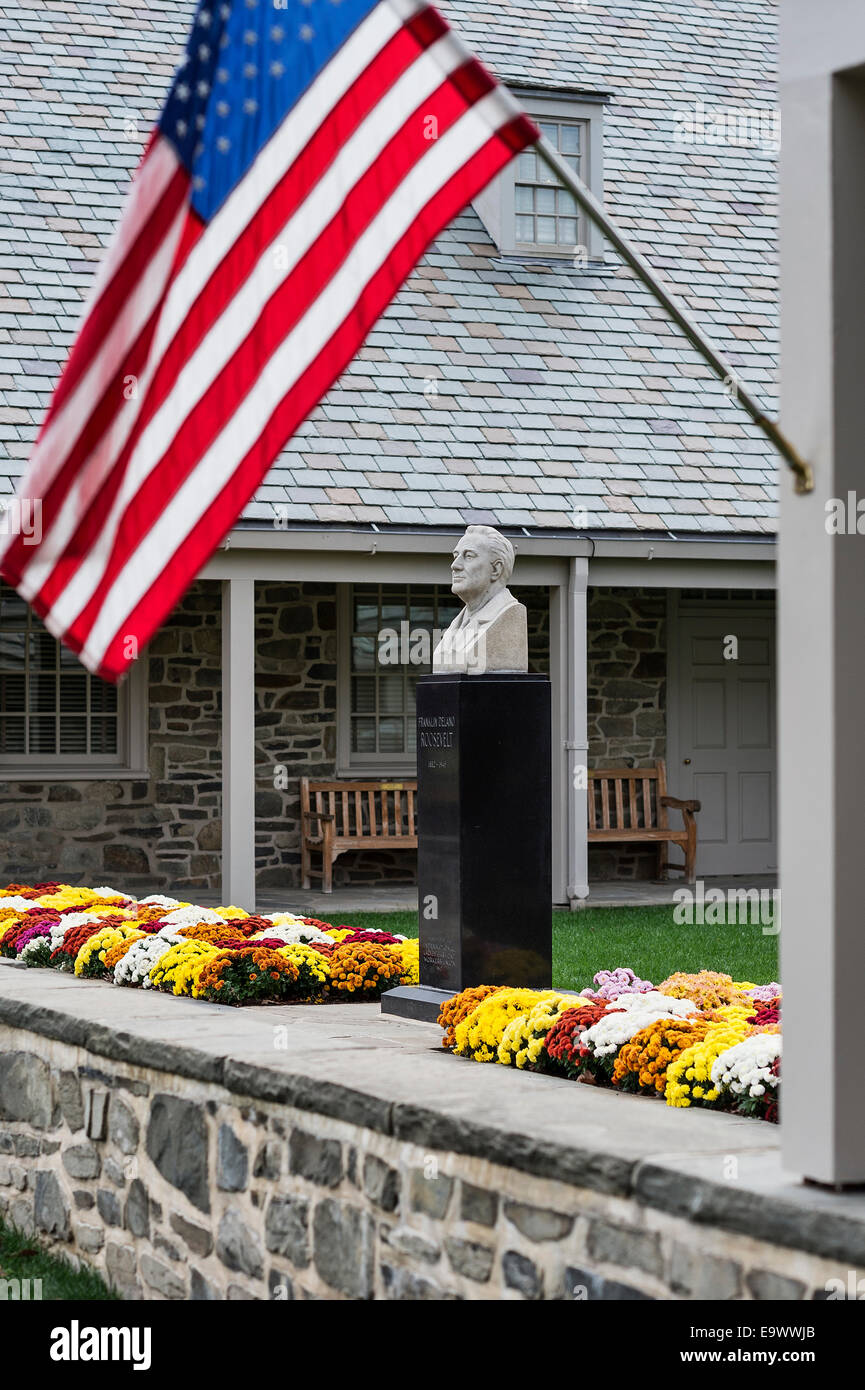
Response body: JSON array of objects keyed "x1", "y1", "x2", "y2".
[
  {"x1": 0, "y1": 718, "x2": 25, "y2": 753},
  {"x1": 29, "y1": 716, "x2": 56, "y2": 754},
  {"x1": 351, "y1": 635, "x2": 375, "y2": 671},
  {"x1": 409, "y1": 590, "x2": 434, "y2": 625},
  {"x1": 537, "y1": 186, "x2": 556, "y2": 215},
  {"x1": 514, "y1": 184, "x2": 534, "y2": 213},
  {"x1": 559, "y1": 218, "x2": 578, "y2": 244},
  {"x1": 539, "y1": 120, "x2": 558, "y2": 143},
  {"x1": 378, "y1": 673, "x2": 404, "y2": 714},
  {"x1": 0, "y1": 631, "x2": 25, "y2": 669},
  {"x1": 90, "y1": 717, "x2": 118, "y2": 755},
  {"x1": 515, "y1": 214, "x2": 535, "y2": 242},
  {"x1": 0, "y1": 590, "x2": 27, "y2": 628},
  {"x1": 557, "y1": 189, "x2": 578, "y2": 216},
  {"x1": 353, "y1": 601, "x2": 379, "y2": 634},
  {"x1": 517, "y1": 150, "x2": 536, "y2": 180},
  {"x1": 351, "y1": 675, "x2": 376, "y2": 714},
  {"x1": 537, "y1": 217, "x2": 557, "y2": 243},
  {"x1": 351, "y1": 717, "x2": 376, "y2": 753},
  {"x1": 560, "y1": 123, "x2": 581, "y2": 154},
  {"x1": 29, "y1": 630, "x2": 57, "y2": 670},
  {"x1": 59, "y1": 717, "x2": 88, "y2": 754},
  {"x1": 0, "y1": 672, "x2": 25, "y2": 711},
  {"x1": 29, "y1": 672, "x2": 56, "y2": 712},
  {"x1": 380, "y1": 598, "x2": 407, "y2": 625},
  {"x1": 89, "y1": 679, "x2": 117, "y2": 713},
  {"x1": 59, "y1": 673, "x2": 87, "y2": 713},
  {"x1": 378, "y1": 717, "x2": 404, "y2": 753},
  {"x1": 437, "y1": 598, "x2": 461, "y2": 626}
]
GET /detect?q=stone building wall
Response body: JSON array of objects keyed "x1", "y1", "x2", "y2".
[
  {"x1": 587, "y1": 588, "x2": 667, "y2": 881},
  {"x1": 0, "y1": 581, "x2": 774, "y2": 893},
  {"x1": 0, "y1": 581, "x2": 224, "y2": 898},
  {"x1": 0, "y1": 1020, "x2": 850, "y2": 1302}
]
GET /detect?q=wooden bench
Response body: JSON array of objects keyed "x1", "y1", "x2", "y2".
[
  {"x1": 587, "y1": 760, "x2": 701, "y2": 883},
  {"x1": 300, "y1": 778, "x2": 418, "y2": 893}
]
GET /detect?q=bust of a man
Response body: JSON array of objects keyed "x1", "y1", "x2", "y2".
[{"x1": 432, "y1": 525, "x2": 528, "y2": 674}]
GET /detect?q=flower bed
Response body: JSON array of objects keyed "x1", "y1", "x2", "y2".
[
  {"x1": 437, "y1": 970, "x2": 782, "y2": 1121},
  {"x1": 0, "y1": 882, "x2": 416, "y2": 1006}
]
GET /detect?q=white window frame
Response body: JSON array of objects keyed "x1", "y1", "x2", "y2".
[
  {"x1": 473, "y1": 88, "x2": 608, "y2": 262},
  {"x1": 337, "y1": 584, "x2": 459, "y2": 777},
  {"x1": 0, "y1": 624, "x2": 149, "y2": 782}
]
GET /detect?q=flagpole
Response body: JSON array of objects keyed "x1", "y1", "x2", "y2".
[{"x1": 533, "y1": 135, "x2": 814, "y2": 495}]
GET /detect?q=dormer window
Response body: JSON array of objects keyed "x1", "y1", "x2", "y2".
[
  {"x1": 473, "y1": 88, "x2": 609, "y2": 263},
  {"x1": 514, "y1": 120, "x2": 584, "y2": 252}
]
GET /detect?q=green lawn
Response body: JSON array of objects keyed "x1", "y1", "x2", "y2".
[
  {"x1": 348, "y1": 906, "x2": 779, "y2": 992},
  {"x1": 0, "y1": 1218, "x2": 118, "y2": 1300}
]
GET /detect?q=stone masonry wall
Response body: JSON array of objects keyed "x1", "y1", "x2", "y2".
[
  {"x1": 587, "y1": 588, "x2": 667, "y2": 881},
  {"x1": 0, "y1": 582, "x2": 772, "y2": 892},
  {"x1": 0, "y1": 581, "x2": 224, "y2": 898},
  {"x1": 0, "y1": 582, "x2": 553, "y2": 896},
  {"x1": 0, "y1": 1022, "x2": 853, "y2": 1302}
]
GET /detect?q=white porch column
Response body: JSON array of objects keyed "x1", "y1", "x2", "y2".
[
  {"x1": 554, "y1": 558, "x2": 589, "y2": 906},
  {"x1": 221, "y1": 577, "x2": 256, "y2": 911},
  {"x1": 779, "y1": 4, "x2": 865, "y2": 1182}
]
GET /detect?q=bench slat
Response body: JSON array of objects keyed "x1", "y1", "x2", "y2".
[
  {"x1": 628, "y1": 778, "x2": 638, "y2": 829},
  {"x1": 600, "y1": 778, "x2": 610, "y2": 830},
  {"x1": 642, "y1": 777, "x2": 652, "y2": 828},
  {"x1": 614, "y1": 779, "x2": 624, "y2": 829}
]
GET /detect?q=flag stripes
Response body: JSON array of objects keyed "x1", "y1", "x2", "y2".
[{"x1": 1, "y1": 0, "x2": 536, "y2": 680}]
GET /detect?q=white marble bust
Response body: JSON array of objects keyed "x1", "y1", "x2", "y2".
[{"x1": 432, "y1": 525, "x2": 528, "y2": 674}]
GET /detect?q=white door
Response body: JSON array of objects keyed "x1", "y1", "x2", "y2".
[{"x1": 673, "y1": 609, "x2": 776, "y2": 876}]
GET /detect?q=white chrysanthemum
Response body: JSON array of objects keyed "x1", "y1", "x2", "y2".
[
  {"x1": 159, "y1": 905, "x2": 225, "y2": 928},
  {"x1": 251, "y1": 923, "x2": 332, "y2": 946},
  {"x1": 264, "y1": 912, "x2": 305, "y2": 926},
  {"x1": 137, "y1": 895, "x2": 185, "y2": 909},
  {"x1": 0, "y1": 896, "x2": 38, "y2": 912},
  {"x1": 580, "y1": 991, "x2": 697, "y2": 1057},
  {"x1": 711, "y1": 1034, "x2": 782, "y2": 1097},
  {"x1": 114, "y1": 932, "x2": 185, "y2": 987},
  {"x1": 21, "y1": 935, "x2": 51, "y2": 961},
  {"x1": 90, "y1": 885, "x2": 135, "y2": 901},
  {"x1": 49, "y1": 911, "x2": 104, "y2": 945}
]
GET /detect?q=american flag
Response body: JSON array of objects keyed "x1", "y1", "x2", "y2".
[{"x1": 0, "y1": 0, "x2": 537, "y2": 680}]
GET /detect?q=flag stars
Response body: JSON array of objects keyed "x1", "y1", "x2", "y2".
[
  {"x1": 243, "y1": 29, "x2": 258, "y2": 44},
  {"x1": 270, "y1": 59, "x2": 285, "y2": 77},
  {"x1": 243, "y1": 96, "x2": 258, "y2": 114},
  {"x1": 217, "y1": 67, "x2": 230, "y2": 82},
  {"x1": 217, "y1": 100, "x2": 230, "y2": 116},
  {"x1": 193, "y1": 173, "x2": 206, "y2": 190},
  {"x1": 243, "y1": 62, "x2": 258, "y2": 78},
  {"x1": 219, "y1": 2, "x2": 231, "y2": 18},
  {"x1": 217, "y1": 135, "x2": 231, "y2": 153},
  {"x1": 196, "y1": 79, "x2": 210, "y2": 97},
  {"x1": 300, "y1": 24, "x2": 315, "y2": 40},
  {"x1": 198, "y1": 43, "x2": 211, "y2": 60},
  {"x1": 195, "y1": 113, "x2": 207, "y2": 129},
  {"x1": 197, "y1": 7, "x2": 212, "y2": 25},
  {"x1": 271, "y1": 26, "x2": 284, "y2": 41},
  {"x1": 176, "y1": 118, "x2": 188, "y2": 136},
  {"x1": 175, "y1": 82, "x2": 191, "y2": 101}
]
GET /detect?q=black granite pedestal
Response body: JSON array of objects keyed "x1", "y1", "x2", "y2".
[{"x1": 382, "y1": 673, "x2": 551, "y2": 1023}]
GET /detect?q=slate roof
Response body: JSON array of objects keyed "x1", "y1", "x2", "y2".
[{"x1": 0, "y1": 0, "x2": 779, "y2": 535}]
